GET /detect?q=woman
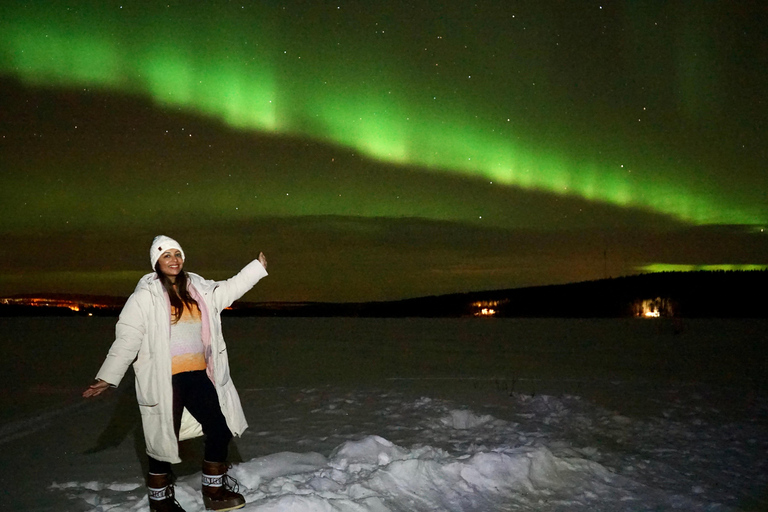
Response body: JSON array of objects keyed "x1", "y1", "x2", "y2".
[{"x1": 84, "y1": 235, "x2": 268, "y2": 512}]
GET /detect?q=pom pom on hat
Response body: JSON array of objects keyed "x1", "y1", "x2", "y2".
[{"x1": 150, "y1": 235, "x2": 185, "y2": 270}]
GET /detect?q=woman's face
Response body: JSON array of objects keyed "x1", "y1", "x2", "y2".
[{"x1": 157, "y1": 249, "x2": 184, "y2": 280}]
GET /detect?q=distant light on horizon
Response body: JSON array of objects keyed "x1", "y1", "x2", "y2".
[
  {"x1": 634, "y1": 297, "x2": 676, "y2": 318},
  {"x1": 472, "y1": 300, "x2": 506, "y2": 317}
]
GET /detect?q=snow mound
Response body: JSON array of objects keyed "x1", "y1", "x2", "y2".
[
  {"x1": 230, "y1": 451, "x2": 328, "y2": 489},
  {"x1": 44, "y1": 384, "x2": 762, "y2": 511},
  {"x1": 233, "y1": 436, "x2": 645, "y2": 511},
  {"x1": 52, "y1": 435, "x2": 638, "y2": 511},
  {"x1": 330, "y1": 434, "x2": 410, "y2": 468},
  {"x1": 438, "y1": 409, "x2": 495, "y2": 429},
  {"x1": 54, "y1": 436, "x2": 636, "y2": 512}
]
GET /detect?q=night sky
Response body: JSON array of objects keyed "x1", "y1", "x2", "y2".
[{"x1": 1, "y1": 1, "x2": 766, "y2": 302}]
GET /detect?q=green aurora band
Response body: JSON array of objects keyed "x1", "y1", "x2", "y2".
[
  {"x1": 640, "y1": 264, "x2": 767, "y2": 273},
  {"x1": 1, "y1": 3, "x2": 765, "y2": 228}
]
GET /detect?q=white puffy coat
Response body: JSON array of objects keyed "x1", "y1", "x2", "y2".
[{"x1": 95, "y1": 259, "x2": 268, "y2": 463}]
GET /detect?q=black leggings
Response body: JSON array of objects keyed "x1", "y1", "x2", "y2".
[{"x1": 148, "y1": 370, "x2": 233, "y2": 474}]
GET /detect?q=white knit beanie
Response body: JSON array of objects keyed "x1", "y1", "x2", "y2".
[{"x1": 149, "y1": 235, "x2": 185, "y2": 270}]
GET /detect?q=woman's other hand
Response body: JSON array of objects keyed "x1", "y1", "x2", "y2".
[
  {"x1": 83, "y1": 379, "x2": 111, "y2": 398},
  {"x1": 258, "y1": 252, "x2": 267, "y2": 270}
]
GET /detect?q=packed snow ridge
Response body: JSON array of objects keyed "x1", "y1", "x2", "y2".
[{"x1": 47, "y1": 388, "x2": 766, "y2": 511}]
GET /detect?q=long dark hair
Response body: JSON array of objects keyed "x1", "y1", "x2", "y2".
[{"x1": 155, "y1": 263, "x2": 199, "y2": 324}]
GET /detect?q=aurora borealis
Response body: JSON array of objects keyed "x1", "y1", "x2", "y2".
[{"x1": 1, "y1": 2, "x2": 766, "y2": 302}]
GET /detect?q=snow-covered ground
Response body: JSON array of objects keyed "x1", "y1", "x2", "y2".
[{"x1": 1, "y1": 317, "x2": 766, "y2": 511}]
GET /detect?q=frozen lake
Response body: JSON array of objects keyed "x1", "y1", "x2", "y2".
[{"x1": 1, "y1": 317, "x2": 766, "y2": 510}]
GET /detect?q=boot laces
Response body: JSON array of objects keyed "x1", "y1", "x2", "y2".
[
  {"x1": 221, "y1": 472, "x2": 241, "y2": 494},
  {"x1": 164, "y1": 478, "x2": 185, "y2": 510}
]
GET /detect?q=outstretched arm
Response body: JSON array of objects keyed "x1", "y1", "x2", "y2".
[
  {"x1": 212, "y1": 252, "x2": 269, "y2": 309},
  {"x1": 82, "y1": 379, "x2": 111, "y2": 398},
  {"x1": 87, "y1": 289, "x2": 148, "y2": 393}
]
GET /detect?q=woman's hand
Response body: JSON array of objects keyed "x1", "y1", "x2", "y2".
[
  {"x1": 82, "y1": 379, "x2": 111, "y2": 398},
  {"x1": 258, "y1": 252, "x2": 268, "y2": 270}
]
